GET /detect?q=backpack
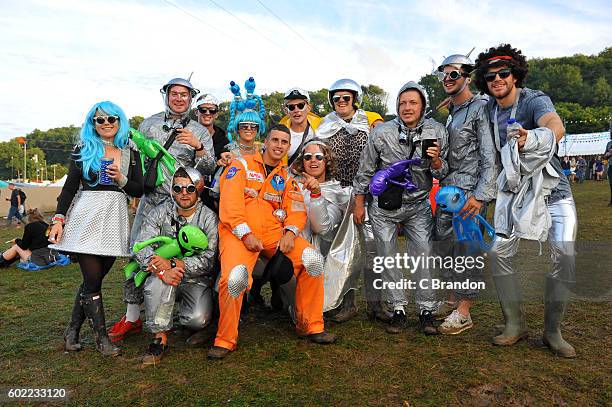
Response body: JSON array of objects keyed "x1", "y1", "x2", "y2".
[{"x1": 18, "y1": 189, "x2": 26, "y2": 203}]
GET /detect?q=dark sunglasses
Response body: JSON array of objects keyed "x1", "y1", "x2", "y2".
[
  {"x1": 93, "y1": 116, "x2": 119, "y2": 125},
  {"x1": 238, "y1": 123, "x2": 259, "y2": 131},
  {"x1": 287, "y1": 102, "x2": 306, "y2": 112},
  {"x1": 303, "y1": 152, "x2": 325, "y2": 162},
  {"x1": 484, "y1": 68, "x2": 512, "y2": 82},
  {"x1": 172, "y1": 184, "x2": 197, "y2": 194},
  {"x1": 332, "y1": 95, "x2": 352, "y2": 103},
  {"x1": 198, "y1": 107, "x2": 218, "y2": 115}
]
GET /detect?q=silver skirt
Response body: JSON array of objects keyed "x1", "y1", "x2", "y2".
[{"x1": 49, "y1": 190, "x2": 131, "y2": 257}]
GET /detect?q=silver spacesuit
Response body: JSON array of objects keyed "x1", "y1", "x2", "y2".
[
  {"x1": 354, "y1": 81, "x2": 449, "y2": 315},
  {"x1": 136, "y1": 200, "x2": 219, "y2": 334},
  {"x1": 435, "y1": 93, "x2": 498, "y2": 299},
  {"x1": 124, "y1": 78, "x2": 216, "y2": 306}
]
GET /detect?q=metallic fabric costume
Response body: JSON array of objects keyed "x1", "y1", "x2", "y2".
[
  {"x1": 354, "y1": 81, "x2": 449, "y2": 313},
  {"x1": 435, "y1": 93, "x2": 498, "y2": 298},
  {"x1": 301, "y1": 180, "x2": 362, "y2": 312},
  {"x1": 487, "y1": 87, "x2": 577, "y2": 357},
  {"x1": 124, "y1": 80, "x2": 216, "y2": 306},
  {"x1": 136, "y1": 200, "x2": 219, "y2": 334}
]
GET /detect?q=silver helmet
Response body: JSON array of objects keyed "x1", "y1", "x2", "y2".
[
  {"x1": 437, "y1": 54, "x2": 475, "y2": 74},
  {"x1": 328, "y1": 78, "x2": 363, "y2": 107},
  {"x1": 173, "y1": 166, "x2": 205, "y2": 194},
  {"x1": 160, "y1": 78, "x2": 200, "y2": 97}
]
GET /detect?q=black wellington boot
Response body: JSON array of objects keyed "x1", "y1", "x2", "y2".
[
  {"x1": 81, "y1": 292, "x2": 121, "y2": 357},
  {"x1": 64, "y1": 285, "x2": 85, "y2": 351}
]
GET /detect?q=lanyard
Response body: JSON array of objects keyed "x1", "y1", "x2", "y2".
[
  {"x1": 493, "y1": 88, "x2": 521, "y2": 152},
  {"x1": 287, "y1": 121, "x2": 310, "y2": 166}
]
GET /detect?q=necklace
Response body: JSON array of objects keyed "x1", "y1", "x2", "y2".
[
  {"x1": 101, "y1": 139, "x2": 114, "y2": 147},
  {"x1": 238, "y1": 142, "x2": 256, "y2": 152}
]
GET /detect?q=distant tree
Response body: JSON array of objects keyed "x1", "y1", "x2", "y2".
[
  {"x1": 309, "y1": 88, "x2": 331, "y2": 117},
  {"x1": 361, "y1": 84, "x2": 389, "y2": 117},
  {"x1": 418, "y1": 74, "x2": 449, "y2": 124},
  {"x1": 129, "y1": 116, "x2": 144, "y2": 130}
]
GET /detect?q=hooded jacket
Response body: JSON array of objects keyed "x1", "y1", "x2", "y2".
[{"x1": 353, "y1": 81, "x2": 449, "y2": 202}]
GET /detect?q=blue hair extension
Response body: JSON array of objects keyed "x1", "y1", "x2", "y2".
[
  {"x1": 254, "y1": 94, "x2": 266, "y2": 134},
  {"x1": 77, "y1": 101, "x2": 129, "y2": 185},
  {"x1": 234, "y1": 110, "x2": 265, "y2": 139},
  {"x1": 244, "y1": 77, "x2": 256, "y2": 95}
]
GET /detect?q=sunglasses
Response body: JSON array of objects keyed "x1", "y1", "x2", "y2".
[
  {"x1": 439, "y1": 70, "x2": 464, "y2": 81},
  {"x1": 303, "y1": 152, "x2": 325, "y2": 162},
  {"x1": 484, "y1": 68, "x2": 512, "y2": 82},
  {"x1": 332, "y1": 95, "x2": 352, "y2": 103},
  {"x1": 172, "y1": 184, "x2": 197, "y2": 194},
  {"x1": 93, "y1": 116, "x2": 119, "y2": 125},
  {"x1": 198, "y1": 107, "x2": 218, "y2": 115},
  {"x1": 286, "y1": 102, "x2": 306, "y2": 112},
  {"x1": 238, "y1": 123, "x2": 259, "y2": 131}
]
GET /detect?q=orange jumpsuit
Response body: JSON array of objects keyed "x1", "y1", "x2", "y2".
[{"x1": 215, "y1": 152, "x2": 325, "y2": 351}]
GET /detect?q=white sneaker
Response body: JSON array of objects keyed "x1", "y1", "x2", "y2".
[{"x1": 438, "y1": 310, "x2": 473, "y2": 335}]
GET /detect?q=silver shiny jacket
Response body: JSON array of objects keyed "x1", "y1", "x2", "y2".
[
  {"x1": 133, "y1": 200, "x2": 219, "y2": 282},
  {"x1": 138, "y1": 112, "x2": 216, "y2": 206},
  {"x1": 354, "y1": 82, "x2": 449, "y2": 202},
  {"x1": 443, "y1": 94, "x2": 498, "y2": 202},
  {"x1": 302, "y1": 180, "x2": 352, "y2": 255},
  {"x1": 495, "y1": 127, "x2": 560, "y2": 241}
]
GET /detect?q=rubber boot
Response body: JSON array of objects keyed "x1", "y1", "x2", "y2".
[
  {"x1": 542, "y1": 277, "x2": 576, "y2": 358},
  {"x1": 492, "y1": 274, "x2": 528, "y2": 346},
  {"x1": 64, "y1": 285, "x2": 85, "y2": 351},
  {"x1": 81, "y1": 292, "x2": 121, "y2": 357},
  {"x1": 328, "y1": 290, "x2": 358, "y2": 323},
  {"x1": 278, "y1": 275, "x2": 297, "y2": 323}
]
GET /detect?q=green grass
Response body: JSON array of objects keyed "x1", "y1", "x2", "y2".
[{"x1": 0, "y1": 181, "x2": 610, "y2": 406}]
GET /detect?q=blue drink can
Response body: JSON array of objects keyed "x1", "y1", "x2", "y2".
[{"x1": 100, "y1": 157, "x2": 114, "y2": 185}]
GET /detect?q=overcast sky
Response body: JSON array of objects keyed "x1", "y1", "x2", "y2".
[{"x1": 1, "y1": 0, "x2": 610, "y2": 141}]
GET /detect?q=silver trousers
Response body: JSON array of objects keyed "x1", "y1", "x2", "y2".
[
  {"x1": 369, "y1": 198, "x2": 437, "y2": 312},
  {"x1": 143, "y1": 277, "x2": 213, "y2": 333},
  {"x1": 491, "y1": 198, "x2": 577, "y2": 282}
]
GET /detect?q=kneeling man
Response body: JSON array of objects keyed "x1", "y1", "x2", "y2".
[{"x1": 209, "y1": 124, "x2": 336, "y2": 360}]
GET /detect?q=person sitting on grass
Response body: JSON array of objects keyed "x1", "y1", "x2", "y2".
[{"x1": 0, "y1": 209, "x2": 53, "y2": 268}]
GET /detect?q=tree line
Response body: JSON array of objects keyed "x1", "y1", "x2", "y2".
[{"x1": 1, "y1": 48, "x2": 609, "y2": 181}]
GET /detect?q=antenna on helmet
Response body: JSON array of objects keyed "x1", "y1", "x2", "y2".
[{"x1": 465, "y1": 47, "x2": 475, "y2": 58}]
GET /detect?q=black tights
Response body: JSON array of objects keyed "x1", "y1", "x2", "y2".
[{"x1": 77, "y1": 254, "x2": 116, "y2": 294}]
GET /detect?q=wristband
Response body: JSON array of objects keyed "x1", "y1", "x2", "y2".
[
  {"x1": 195, "y1": 143, "x2": 205, "y2": 152},
  {"x1": 51, "y1": 214, "x2": 65, "y2": 225},
  {"x1": 241, "y1": 232, "x2": 252, "y2": 242},
  {"x1": 310, "y1": 191, "x2": 321, "y2": 199}
]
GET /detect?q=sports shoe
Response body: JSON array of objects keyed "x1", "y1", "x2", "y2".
[
  {"x1": 432, "y1": 300, "x2": 456, "y2": 320},
  {"x1": 108, "y1": 315, "x2": 142, "y2": 342},
  {"x1": 142, "y1": 338, "x2": 168, "y2": 366},
  {"x1": 437, "y1": 310, "x2": 474, "y2": 335},
  {"x1": 386, "y1": 310, "x2": 408, "y2": 334},
  {"x1": 419, "y1": 310, "x2": 438, "y2": 335},
  {"x1": 301, "y1": 332, "x2": 337, "y2": 344}
]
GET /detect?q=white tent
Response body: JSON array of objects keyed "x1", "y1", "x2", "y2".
[
  {"x1": 558, "y1": 131, "x2": 610, "y2": 157},
  {"x1": 48, "y1": 174, "x2": 67, "y2": 187}
]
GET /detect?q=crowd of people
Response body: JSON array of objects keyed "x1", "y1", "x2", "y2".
[
  {"x1": 9, "y1": 42, "x2": 612, "y2": 365},
  {"x1": 561, "y1": 155, "x2": 609, "y2": 184}
]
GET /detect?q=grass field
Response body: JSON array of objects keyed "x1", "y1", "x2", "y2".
[{"x1": 0, "y1": 181, "x2": 610, "y2": 406}]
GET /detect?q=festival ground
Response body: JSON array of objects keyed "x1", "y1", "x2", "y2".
[{"x1": 1, "y1": 181, "x2": 610, "y2": 406}]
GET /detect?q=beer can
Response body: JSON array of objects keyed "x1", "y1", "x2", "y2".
[{"x1": 100, "y1": 157, "x2": 114, "y2": 185}]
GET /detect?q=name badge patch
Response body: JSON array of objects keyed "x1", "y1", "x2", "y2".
[{"x1": 246, "y1": 170, "x2": 264, "y2": 183}]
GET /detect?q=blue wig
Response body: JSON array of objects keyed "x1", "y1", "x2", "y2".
[
  {"x1": 77, "y1": 101, "x2": 129, "y2": 184},
  {"x1": 227, "y1": 77, "x2": 266, "y2": 143}
]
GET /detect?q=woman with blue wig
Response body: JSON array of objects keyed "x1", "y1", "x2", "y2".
[{"x1": 48, "y1": 101, "x2": 144, "y2": 356}]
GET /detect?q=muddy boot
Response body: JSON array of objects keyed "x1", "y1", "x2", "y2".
[
  {"x1": 366, "y1": 301, "x2": 393, "y2": 322},
  {"x1": 542, "y1": 277, "x2": 576, "y2": 358},
  {"x1": 492, "y1": 274, "x2": 528, "y2": 346},
  {"x1": 81, "y1": 292, "x2": 121, "y2": 357},
  {"x1": 64, "y1": 285, "x2": 85, "y2": 352},
  {"x1": 329, "y1": 290, "x2": 358, "y2": 323}
]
